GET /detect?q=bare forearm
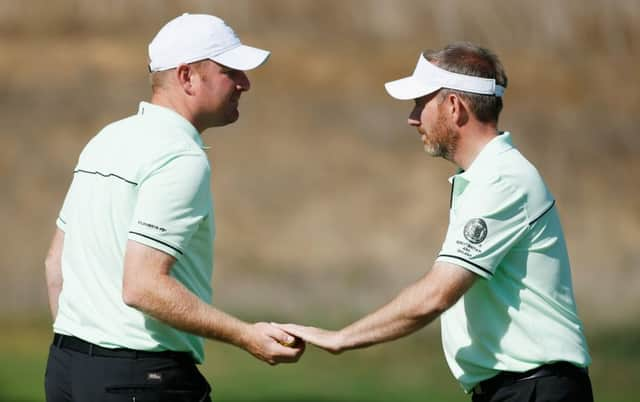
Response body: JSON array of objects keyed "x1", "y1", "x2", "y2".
[
  {"x1": 338, "y1": 263, "x2": 477, "y2": 352},
  {"x1": 339, "y1": 277, "x2": 444, "y2": 350},
  {"x1": 275, "y1": 264, "x2": 475, "y2": 355},
  {"x1": 45, "y1": 263, "x2": 63, "y2": 320},
  {"x1": 124, "y1": 274, "x2": 250, "y2": 348},
  {"x1": 45, "y1": 228, "x2": 65, "y2": 321},
  {"x1": 122, "y1": 241, "x2": 304, "y2": 365}
]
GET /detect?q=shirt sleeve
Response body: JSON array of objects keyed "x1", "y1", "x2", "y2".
[
  {"x1": 436, "y1": 176, "x2": 529, "y2": 279},
  {"x1": 57, "y1": 145, "x2": 91, "y2": 232},
  {"x1": 128, "y1": 154, "x2": 211, "y2": 258},
  {"x1": 56, "y1": 177, "x2": 77, "y2": 232}
]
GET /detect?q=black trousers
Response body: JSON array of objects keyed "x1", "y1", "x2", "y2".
[
  {"x1": 471, "y1": 364, "x2": 594, "y2": 402},
  {"x1": 45, "y1": 335, "x2": 212, "y2": 402}
]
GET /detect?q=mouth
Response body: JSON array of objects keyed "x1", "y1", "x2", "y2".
[
  {"x1": 230, "y1": 92, "x2": 241, "y2": 104},
  {"x1": 417, "y1": 128, "x2": 427, "y2": 143}
]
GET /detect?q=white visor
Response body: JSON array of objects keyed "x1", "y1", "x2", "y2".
[{"x1": 385, "y1": 53, "x2": 505, "y2": 100}]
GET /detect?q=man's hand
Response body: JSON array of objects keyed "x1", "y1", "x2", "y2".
[
  {"x1": 273, "y1": 262, "x2": 476, "y2": 354},
  {"x1": 242, "y1": 322, "x2": 306, "y2": 365},
  {"x1": 123, "y1": 241, "x2": 305, "y2": 365},
  {"x1": 272, "y1": 323, "x2": 344, "y2": 354}
]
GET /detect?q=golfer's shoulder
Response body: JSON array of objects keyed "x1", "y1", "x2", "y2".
[
  {"x1": 124, "y1": 113, "x2": 208, "y2": 163},
  {"x1": 463, "y1": 154, "x2": 549, "y2": 214},
  {"x1": 106, "y1": 115, "x2": 209, "y2": 179},
  {"x1": 483, "y1": 147, "x2": 544, "y2": 190},
  {"x1": 78, "y1": 115, "x2": 141, "y2": 161},
  {"x1": 490, "y1": 152, "x2": 554, "y2": 217}
]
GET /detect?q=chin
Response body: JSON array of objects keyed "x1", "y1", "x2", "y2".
[
  {"x1": 225, "y1": 109, "x2": 240, "y2": 124},
  {"x1": 423, "y1": 144, "x2": 443, "y2": 158},
  {"x1": 209, "y1": 113, "x2": 239, "y2": 127}
]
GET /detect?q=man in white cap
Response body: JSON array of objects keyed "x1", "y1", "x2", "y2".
[
  {"x1": 44, "y1": 14, "x2": 303, "y2": 402},
  {"x1": 276, "y1": 42, "x2": 593, "y2": 401}
]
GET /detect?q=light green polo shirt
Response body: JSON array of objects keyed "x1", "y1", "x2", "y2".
[
  {"x1": 436, "y1": 132, "x2": 590, "y2": 392},
  {"x1": 54, "y1": 102, "x2": 214, "y2": 363}
]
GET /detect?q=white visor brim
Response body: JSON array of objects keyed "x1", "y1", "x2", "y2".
[{"x1": 384, "y1": 76, "x2": 440, "y2": 100}]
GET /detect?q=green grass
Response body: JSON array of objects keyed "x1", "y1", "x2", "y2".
[
  {"x1": 202, "y1": 336, "x2": 461, "y2": 402},
  {"x1": 0, "y1": 318, "x2": 637, "y2": 402}
]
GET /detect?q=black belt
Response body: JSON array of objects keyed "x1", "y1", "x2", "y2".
[
  {"x1": 473, "y1": 361, "x2": 588, "y2": 395},
  {"x1": 53, "y1": 333, "x2": 192, "y2": 361}
]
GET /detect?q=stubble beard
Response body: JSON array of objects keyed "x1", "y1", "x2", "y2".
[
  {"x1": 422, "y1": 113, "x2": 459, "y2": 161},
  {"x1": 207, "y1": 99, "x2": 239, "y2": 127}
]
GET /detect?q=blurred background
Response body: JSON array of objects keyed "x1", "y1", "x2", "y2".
[{"x1": 1, "y1": 0, "x2": 638, "y2": 401}]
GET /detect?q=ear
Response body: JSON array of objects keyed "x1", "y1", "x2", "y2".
[
  {"x1": 445, "y1": 93, "x2": 469, "y2": 127},
  {"x1": 175, "y1": 64, "x2": 196, "y2": 96}
]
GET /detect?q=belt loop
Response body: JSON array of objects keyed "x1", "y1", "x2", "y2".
[
  {"x1": 88, "y1": 344, "x2": 94, "y2": 357},
  {"x1": 55, "y1": 334, "x2": 64, "y2": 348}
]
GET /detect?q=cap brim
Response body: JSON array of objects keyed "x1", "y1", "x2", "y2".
[
  {"x1": 212, "y1": 44, "x2": 270, "y2": 71},
  {"x1": 384, "y1": 76, "x2": 440, "y2": 100}
]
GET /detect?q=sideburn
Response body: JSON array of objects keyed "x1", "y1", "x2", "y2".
[{"x1": 435, "y1": 111, "x2": 459, "y2": 162}]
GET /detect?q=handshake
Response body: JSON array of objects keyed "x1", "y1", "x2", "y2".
[
  {"x1": 241, "y1": 322, "x2": 343, "y2": 365},
  {"x1": 240, "y1": 263, "x2": 463, "y2": 365}
]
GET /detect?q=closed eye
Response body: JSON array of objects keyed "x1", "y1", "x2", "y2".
[{"x1": 222, "y1": 68, "x2": 239, "y2": 77}]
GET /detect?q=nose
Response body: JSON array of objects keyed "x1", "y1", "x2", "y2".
[
  {"x1": 235, "y1": 71, "x2": 251, "y2": 92},
  {"x1": 407, "y1": 104, "x2": 422, "y2": 127}
]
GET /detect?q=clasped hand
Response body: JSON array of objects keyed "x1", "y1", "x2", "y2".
[
  {"x1": 244, "y1": 322, "x2": 306, "y2": 365},
  {"x1": 272, "y1": 322, "x2": 345, "y2": 354}
]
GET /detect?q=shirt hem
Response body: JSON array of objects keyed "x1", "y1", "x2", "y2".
[
  {"x1": 128, "y1": 231, "x2": 184, "y2": 256},
  {"x1": 437, "y1": 254, "x2": 493, "y2": 279}
]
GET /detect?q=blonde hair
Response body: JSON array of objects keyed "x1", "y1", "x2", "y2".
[
  {"x1": 150, "y1": 69, "x2": 172, "y2": 93},
  {"x1": 149, "y1": 60, "x2": 211, "y2": 93}
]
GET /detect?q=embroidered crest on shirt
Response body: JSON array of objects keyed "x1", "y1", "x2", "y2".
[{"x1": 463, "y1": 218, "x2": 488, "y2": 244}]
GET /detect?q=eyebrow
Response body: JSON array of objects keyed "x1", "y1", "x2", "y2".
[{"x1": 219, "y1": 66, "x2": 239, "y2": 74}]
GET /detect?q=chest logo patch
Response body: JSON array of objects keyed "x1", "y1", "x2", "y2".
[{"x1": 463, "y1": 218, "x2": 488, "y2": 244}]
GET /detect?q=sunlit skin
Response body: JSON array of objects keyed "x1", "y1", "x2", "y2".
[
  {"x1": 408, "y1": 92, "x2": 459, "y2": 161},
  {"x1": 151, "y1": 60, "x2": 251, "y2": 133},
  {"x1": 406, "y1": 91, "x2": 499, "y2": 170},
  {"x1": 192, "y1": 61, "x2": 251, "y2": 129}
]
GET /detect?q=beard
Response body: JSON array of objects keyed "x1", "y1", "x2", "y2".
[{"x1": 421, "y1": 112, "x2": 459, "y2": 161}]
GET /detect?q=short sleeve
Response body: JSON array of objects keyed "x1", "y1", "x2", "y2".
[
  {"x1": 128, "y1": 155, "x2": 211, "y2": 258},
  {"x1": 56, "y1": 178, "x2": 77, "y2": 232},
  {"x1": 436, "y1": 177, "x2": 529, "y2": 279}
]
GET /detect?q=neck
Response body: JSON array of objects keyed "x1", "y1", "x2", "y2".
[
  {"x1": 452, "y1": 121, "x2": 498, "y2": 170},
  {"x1": 150, "y1": 91, "x2": 202, "y2": 134}
]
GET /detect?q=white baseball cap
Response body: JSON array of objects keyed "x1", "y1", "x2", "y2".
[
  {"x1": 148, "y1": 13, "x2": 270, "y2": 72},
  {"x1": 384, "y1": 53, "x2": 505, "y2": 100}
]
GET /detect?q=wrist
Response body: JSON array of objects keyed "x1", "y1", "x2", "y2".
[
  {"x1": 333, "y1": 329, "x2": 348, "y2": 354},
  {"x1": 233, "y1": 321, "x2": 255, "y2": 350}
]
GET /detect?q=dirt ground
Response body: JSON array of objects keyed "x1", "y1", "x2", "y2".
[{"x1": 1, "y1": 1, "x2": 639, "y2": 328}]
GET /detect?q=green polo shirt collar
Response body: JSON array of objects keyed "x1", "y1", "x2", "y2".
[{"x1": 138, "y1": 101, "x2": 204, "y2": 149}]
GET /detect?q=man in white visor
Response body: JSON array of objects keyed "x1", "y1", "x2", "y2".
[
  {"x1": 45, "y1": 14, "x2": 303, "y2": 402},
  {"x1": 276, "y1": 42, "x2": 592, "y2": 402}
]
